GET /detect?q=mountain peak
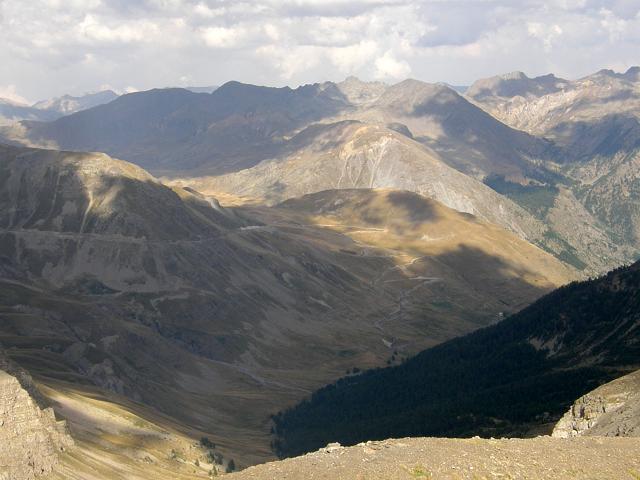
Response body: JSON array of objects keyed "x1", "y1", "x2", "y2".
[
  {"x1": 336, "y1": 76, "x2": 387, "y2": 106},
  {"x1": 32, "y1": 89, "x2": 119, "y2": 115},
  {"x1": 467, "y1": 71, "x2": 568, "y2": 99},
  {"x1": 624, "y1": 66, "x2": 640, "y2": 81},
  {"x1": 502, "y1": 71, "x2": 529, "y2": 80}
]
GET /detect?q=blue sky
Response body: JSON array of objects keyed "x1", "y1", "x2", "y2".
[{"x1": 1, "y1": 0, "x2": 638, "y2": 102}]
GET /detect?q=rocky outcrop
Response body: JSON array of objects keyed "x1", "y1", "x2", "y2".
[
  {"x1": 553, "y1": 369, "x2": 640, "y2": 438},
  {"x1": 0, "y1": 348, "x2": 73, "y2": 480}
]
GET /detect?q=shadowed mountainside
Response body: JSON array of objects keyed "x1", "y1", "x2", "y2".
[
  {"x1": 0, "y1": 143, "x2": 575, "y2": 468},
  {"x1": 272, "y1": 261, "x2": 640, "y2": 458},
  {"x1": 0, "y1": 98, "x2": 59, "y2": 125},
  {"x1": 185, "y1": 121, "x2": 627, "y2": 274},
  {"x1": 3, "y1": 75, "x2": 636, "y2": 273},
  {"x1": 5, "y1": 78, "x2": 556, "y2": 185}
]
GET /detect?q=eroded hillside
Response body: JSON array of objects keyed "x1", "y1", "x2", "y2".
[{"x1": 0, "y1": 144, "x2": 575, "y2": 467}]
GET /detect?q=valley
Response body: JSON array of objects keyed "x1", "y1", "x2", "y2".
[
  {"x1": 0, "y1": 63, "x2": 639, "y2": 480},
  {"x1": 0, "y1": 144, "x2": 575, "y2": 471}
]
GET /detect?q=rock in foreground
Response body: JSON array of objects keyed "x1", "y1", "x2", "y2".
[
  {"x1": 553, "y1": 369, "x2": 640, "y2": 438},
  {"x1": 0, "y1": 369, "x2": 72, "y2": 480}
]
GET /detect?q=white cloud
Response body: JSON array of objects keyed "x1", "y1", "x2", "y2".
[
  {"x1": 328, "y1": 41, "x2": 378, "y2": 72},
  {"x1": 0, "y1": 84, "x2": 30, "y2": 104},
  {"x1": 374, "y1": 50, "x2": 411, "y2": 80},
  {"x1": 0, "y1": 0, "x2": 638, "y2": 99},
  {"x1": 201, "y1": 26, "x2": 248, "y2": 48},
  {"x1": 193, "y1": 2, "x2": 223, "y2": 18},
  {"x1": 77, "y1": 14, "x2": 159, "y2": 44}
]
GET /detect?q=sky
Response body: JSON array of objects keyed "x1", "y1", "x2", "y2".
[{"x1": 0, "y1": 0, "x2": 639, "y2": 104}]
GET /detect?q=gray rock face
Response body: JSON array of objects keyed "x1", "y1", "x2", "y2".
[
  {"x1": 32, "y1": 90, "x2": 118, "y2": 116},
  {"x1": 553, "y1": 369, "x2": 640, "y2": 438},
  {"x1": 0, "y1": 100, "x2": 59, "y2": 126},
  {"x1": 0, "y1": 348, "x2": 73, "y2": 480},
  {"x1": 467, "y1": 67, "x2": 640, "y2": 263}
]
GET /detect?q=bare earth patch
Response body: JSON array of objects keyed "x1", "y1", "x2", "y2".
[{"x1": 230, "y1": 436, "x2": 640, "y2": 480}]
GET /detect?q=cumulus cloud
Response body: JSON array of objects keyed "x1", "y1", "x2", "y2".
[
  {"x1": 0, "y1": 0, "x2": 638, "y2": 101},
  {"x1": 0, "y1": 84, "x2": 30, "y2": 104},
  {"x1": 374, "y1": 51, "x2": 411, "y2": 80},
  {"x1": 201, "y1": 26, "x2": 248, "y2": 48}
]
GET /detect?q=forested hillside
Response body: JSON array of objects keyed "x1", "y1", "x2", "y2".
[{"x1": 272, "y1": 261, "x2": 640, "y2": 458}]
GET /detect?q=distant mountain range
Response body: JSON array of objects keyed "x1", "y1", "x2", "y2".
[
  {"x1": 0, "y1": 98, "x2": 60, "y2": 124},
  {"x1": 1, "y1": 66, "x2": 639, "y2": 474},
  {"x1": 2, "y1": 68, "x2": 637, "y2": 274},
  {"x1": 184, "y1": 85, "x2": 218, "y2": 94},
  {"x1": 0, "y1": 90, "x2": 118, "y2": 125},
  {"x1": 32, "y1": 90, "x2": 119, "y2": 116}
]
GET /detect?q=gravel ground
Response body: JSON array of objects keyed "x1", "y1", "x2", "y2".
[{"x1": 230, "y1": 436, "x2": 640, "y2": 479}]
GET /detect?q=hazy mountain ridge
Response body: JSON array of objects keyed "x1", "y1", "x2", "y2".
[
  {"x1": 33, "y1": 90, "x2": 119, "y2": 116},
  {"x1": 466, "y1": 67, "x2": 640, "y2": 143},
  {"x1": 466, "y1": 71, "x2": 571, "y2": 101},
  {"x1": 0, "y1": 98, "x2": 60, "y2": 125},
  {"x1": 0, "y1": 90, "x2": 118, "y2": 126},
  {"x1": 5, "y1": 77, "x2": 557, "y2": 184}
]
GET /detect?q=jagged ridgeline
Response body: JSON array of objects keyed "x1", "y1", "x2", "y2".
[{"x1": 272, "y1": 261, "x2": 640, "y2": 458}]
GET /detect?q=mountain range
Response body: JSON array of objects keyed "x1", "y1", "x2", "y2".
[
  {"x1": 0, "y1": 143, "x2": 573, "y2": 468},
  {"x1": 0, "y1": 90, "x2": 118, "y2": 125},
  {"x1": 3, "y1": 69, "x2": 639, "y2": 274},
  {"x1": 468, "y1": 67, "x2": 640, "y2": 249},
  {"x1": 0, "y1": 66, "x2": 639, "y2": 477}
]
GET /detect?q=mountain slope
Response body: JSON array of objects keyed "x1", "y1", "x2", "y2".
[
  {"x1": 354, "y1": 79, "x2": 557, "y2": 182},
  {"x1": 8, "y1": 83, "x2": 349, "y2": 175},
  {"x1": 271, "y1": 261, "x2": 640, "y2": 458},
  {"x1": 468, "y1": 67, "x2": 640, "y2": 250},
  {"x1": 0, "y1": 98, "x2": 59, "y2": 125},
  {"x1": 33, "y1": 90, "x2": 119, "y2": 116},
  {"x1": 466, "y1": 71, "x2": 571, "y2": 101},
  {"x1": 0, "y1": 143, "x2": 574, "y2": 466},
  {"x1": 186, "y1": 121, "x2": 625, "y2": 273},
  {"x1": 6, "y1": 78, "x2": 555, "y2": 184},
  {"x1": 467, "y1": 67, "x2": 640, "y2": 159},
  {"x1": 3, "y1": 75, "x2": 634, "y2": 271}
]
